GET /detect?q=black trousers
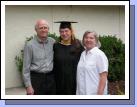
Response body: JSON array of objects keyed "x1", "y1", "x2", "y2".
[{"x1": 31, "y1": 71, "x2": 56, "y2": 95}]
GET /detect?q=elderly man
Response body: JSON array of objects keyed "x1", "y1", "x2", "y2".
[{"x1": 22, "y1": 19, "x2": 56, "y2": 95}]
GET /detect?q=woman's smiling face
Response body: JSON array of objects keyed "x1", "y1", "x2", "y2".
[{"x1": 83, "y1": 32, "x2": 97, "y2": 50}]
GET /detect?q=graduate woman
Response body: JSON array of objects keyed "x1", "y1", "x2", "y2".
[{"x1": 53, "y1": 21, "x2": 84, "y2": 95}]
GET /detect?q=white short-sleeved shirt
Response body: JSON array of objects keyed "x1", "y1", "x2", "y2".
[{"x1": 76, "y1": 47, "x2": 108, "y2": 95}]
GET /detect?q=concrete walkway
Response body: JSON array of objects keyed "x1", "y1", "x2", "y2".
[{"x1": 5, "y1": 87, "x2": 26, "y2": 95}]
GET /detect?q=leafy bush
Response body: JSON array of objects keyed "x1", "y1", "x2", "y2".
[
  {"x1": 15, "y1": 36, "x2": 34, "y2": 73},
  {"x1": 48, "y1": 32, "x2": 60, "y2": 42},
  {"x1": 99, "y1": 35, "x2": 125, "y2": 82},
  {"x1": 15, "y1": 50, "x2": 23, "y2": 73}
]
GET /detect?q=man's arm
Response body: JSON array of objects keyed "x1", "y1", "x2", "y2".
[{"x1": 22, "y1": 43, "x2": 34, "y2": 95}]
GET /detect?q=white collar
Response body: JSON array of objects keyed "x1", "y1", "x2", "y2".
[{"x1": 86, "y1": 47, "x2": 98, "y2": 54}]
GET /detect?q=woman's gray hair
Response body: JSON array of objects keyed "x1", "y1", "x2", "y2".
[{"x1": 82, "y1": 30, "x2": 101, "y2": 48}]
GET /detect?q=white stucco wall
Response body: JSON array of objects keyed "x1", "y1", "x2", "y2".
[{"x1": 5, "y1": 5, "x2": 125, "y2": 88}]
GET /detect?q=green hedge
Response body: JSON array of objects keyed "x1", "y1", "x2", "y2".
[{"x1": 99, "y1": 35, "x2": 125, "y2": 82}]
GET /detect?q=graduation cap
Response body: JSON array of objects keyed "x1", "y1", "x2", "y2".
[{"x1": 54, "y1": 21, "x2": 77, "y2": 29}]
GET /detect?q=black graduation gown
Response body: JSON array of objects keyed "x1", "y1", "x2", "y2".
[{"x1": 53, "y1": 41, "x2": 83, "y2": 95}]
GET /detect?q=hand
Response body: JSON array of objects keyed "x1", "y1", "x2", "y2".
[{"x1": 26, "y1": 86, "x2": 34, "y2": 95}]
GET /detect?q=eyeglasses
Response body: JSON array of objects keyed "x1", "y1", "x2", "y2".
[{"x1": 38, "y1": 26, "x2": 48, "y2": 30}]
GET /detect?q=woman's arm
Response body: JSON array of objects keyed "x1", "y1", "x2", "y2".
[{"x1": 97, "y1": 72, "x2": 108, "y2": 95}]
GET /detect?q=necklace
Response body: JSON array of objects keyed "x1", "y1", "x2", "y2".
[{"x1": 61, "y1": 40, "x2": 71, "y2": 45}]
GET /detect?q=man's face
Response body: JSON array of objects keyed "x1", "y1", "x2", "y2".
[{"x1": 35, "y1": 21, "x2": 49, "y2": 39}]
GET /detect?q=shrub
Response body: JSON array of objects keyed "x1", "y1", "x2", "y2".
[
  {"x1": 15, "y1": 36, "x2": 33, "y2": 73},
  {"x1": 48, "y1": 32, "x2": 60, "y2": 42},
  {"x1": 99, "y1": 35, "x2": 125, "y2": 82}
]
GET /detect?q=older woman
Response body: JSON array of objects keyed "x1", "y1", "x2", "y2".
[
  {"x1": 54, "y1": 21, "x2": 84, "y2": 95},
  {"x1": 76, "y1": 31, "x2": 109, "y2": 95}
]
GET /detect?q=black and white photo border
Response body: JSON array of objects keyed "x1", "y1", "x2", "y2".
[{"x1": 1, "y1": 1, "x2": 130, "y2": 100}]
